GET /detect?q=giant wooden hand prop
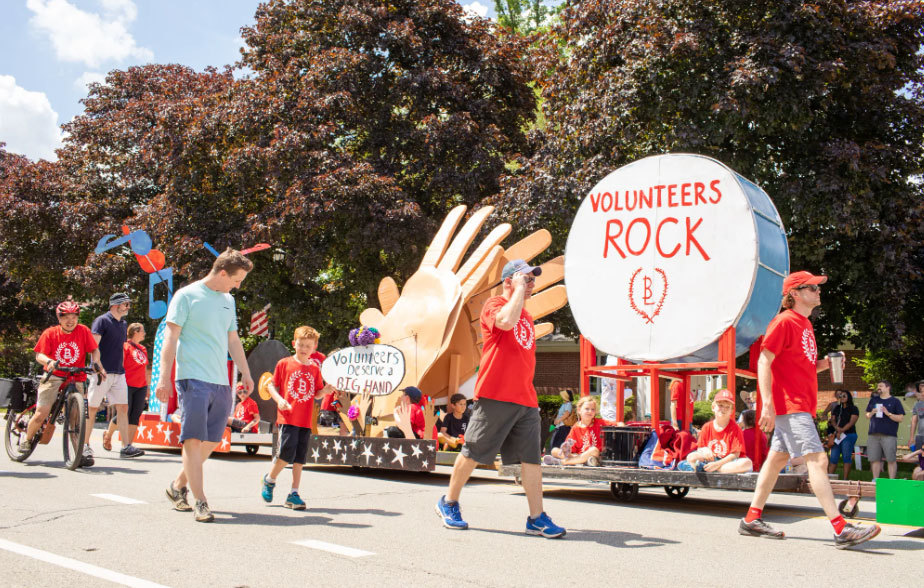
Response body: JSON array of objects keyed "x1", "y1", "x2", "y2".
[{"x1": 359, "y1": 205, "x2": 567, "y2": 430}]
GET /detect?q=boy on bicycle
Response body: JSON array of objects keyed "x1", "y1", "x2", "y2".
[{"x1": 24, "y1": 300, "x2": 104, "y2": 461}]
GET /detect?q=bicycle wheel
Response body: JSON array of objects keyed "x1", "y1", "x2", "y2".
[
  {"x1": 62, "y1": 391, "x2": 87, "y2": 470},
  {"x1": 5, "y1": 409, "x2": 38, "y2": 462}
]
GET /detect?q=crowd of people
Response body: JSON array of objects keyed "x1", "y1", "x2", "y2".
[{"x1": 21, "y1": 256, "x2": 903, "y2": 550}]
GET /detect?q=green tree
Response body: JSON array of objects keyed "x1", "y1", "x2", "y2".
[
  {"x1": 499, "y1": 0, "x2": 924, "y2": 364},
  {"x1": 494, "y1": 0, "x2": 556, "y2": 34}
]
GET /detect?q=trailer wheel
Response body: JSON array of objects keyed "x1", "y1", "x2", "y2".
[
  {"x1": 838, "y1": 498, "x2": 859, "y2": 518},
  {"x1": 245, "y1": 444, "x2": 259, "y2": 456},
  {"x1": 610, "y1": 482, "x2": 639, "y2": 501},
  {"x1": 664, "y1": 486, "x2": 690, "y2": 499}
]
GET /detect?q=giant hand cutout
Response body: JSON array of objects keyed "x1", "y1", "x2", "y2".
[{"x1": 359, "y1": 205, "x2": 567, "y2": 430}]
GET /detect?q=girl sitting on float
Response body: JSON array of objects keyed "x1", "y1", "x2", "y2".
[{"x1": 543, "y1": 395, "x2": 603, "y2": 466}]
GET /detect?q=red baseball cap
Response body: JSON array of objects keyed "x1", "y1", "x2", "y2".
[
  {"x1": 713, "y1": 389, "x2": 735, "y2": 405},
  {"x1": 782, "y1": 270, "x2": 827, "y2": 294}
]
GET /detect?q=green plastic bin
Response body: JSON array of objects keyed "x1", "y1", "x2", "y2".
[{"x1": 875, "y1": 478, "x2": 924, "y2": 526}]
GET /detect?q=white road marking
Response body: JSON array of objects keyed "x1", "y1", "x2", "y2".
[
  {"x1": 0, "y1": 538, "x2": 169, "y2": 588},
  {"x1": 291, "y1": 539, "x2": 374, "y2": 558},
  {"x1": 91, "y1": 493, "x2": 147, "y2": 505}
]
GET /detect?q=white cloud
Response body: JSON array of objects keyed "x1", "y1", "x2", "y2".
[
  {"x1": 74, "y1": 71, "x2": 106, "y2": 91},
  {"x1": 462, "y1": 2, "x2": 489, "y2": 19},
  {"x1": 0, "y1": 75, "x2": 63, "y2": 161},
  {"x1": 26, "y1": 0, "x2": 153, "y2": 68}
]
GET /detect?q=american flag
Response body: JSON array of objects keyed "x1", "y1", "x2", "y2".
[{"x1": 249, "y1": 304, "x2": 271, "y2": 337}]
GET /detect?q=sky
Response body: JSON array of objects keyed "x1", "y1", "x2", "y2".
[{"x1": 0, "y1": 0, "x2": 496, "y2": 161}]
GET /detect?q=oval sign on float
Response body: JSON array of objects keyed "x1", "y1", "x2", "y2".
[
  {"x1": 321, "y1": 344, "x2": 406, "y2": 396},
  {"x1": 565, "y1": 153, "x2": 788, "y2": 362}
]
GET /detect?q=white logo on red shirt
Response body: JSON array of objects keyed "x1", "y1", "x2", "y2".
[
  {"x1": 286, "y1": 370, "x2": 316, "y2": 404},
  {"x1": 55, "y1": 342, "x2": 80, "y2": 366},
  {"x1": 513, "y1": 316, "x2": 534, "y2": 350},
  {"x1": 131, "y1": 348, "x2": 147, "y2": 366},
  {"x1": 708, "y1": 439, "x2": 729, "y2": 458},
  {"x1": 801, "y1": 328, "x2": 817, "y2": 365},
  {"x1": 580, "y1": 428, "x2": 598, "y2": 450}
]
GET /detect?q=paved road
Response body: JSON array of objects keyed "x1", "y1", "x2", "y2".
[{"x1": 1, "y1": 430, "x2": 919, "y2": 588}]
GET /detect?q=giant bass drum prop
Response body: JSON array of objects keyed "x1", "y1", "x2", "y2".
[{"x1": 565, "y1": 154, "x2": 789, "y2": 362}]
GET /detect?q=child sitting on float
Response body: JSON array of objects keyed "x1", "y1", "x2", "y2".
[
  {"x1": 680, "y1": 388, "x2": 753, "y2": 473},
  {"x1": 543, "y1": 395, "x2": 603, "y2": 466}
]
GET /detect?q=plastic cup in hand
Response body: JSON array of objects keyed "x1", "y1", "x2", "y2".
[{"x1": 827, "y1": 351, "x2": 845, "y2": 384}]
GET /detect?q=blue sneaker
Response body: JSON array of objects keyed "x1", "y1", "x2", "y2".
[
  {"x1": 285, "y1": 491, "x2": 306, "y2": 510},
  {"x1": 261, "y1": 475, "x2": 275, "y2": 503},
  {"x1": 678, "y1": 461, "x2": 695, "y2": 472},
  {"x1": 526, "y1": 512, "x2": 566, "y2": 538},
  {"x1": 435, "y1": 495, "x2": 468, "y2": 530}
]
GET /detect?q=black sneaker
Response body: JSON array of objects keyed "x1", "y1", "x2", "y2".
[
  {"x1": 166, "y1": 483, "x2": 192, "y2": 512},
  {"x1": 738, "y1": 518, "x2": 785, "y2": 539},
  {"x1": 119, "y1": 445, "x2": 145, "y2": 458},
  {"x1": 834, "y1": 523, "x2": 880, "y2": 549}
]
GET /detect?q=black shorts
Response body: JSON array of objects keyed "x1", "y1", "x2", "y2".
[
  {"x1": 461, "y1": 398, "x2": 541, "y2": 465},
  {"x1": 127, "y1": 385, "x2": 148, "y2": 426},
  {"x1": 277, "y1": 424, "x2": 311, "y2": 465}
]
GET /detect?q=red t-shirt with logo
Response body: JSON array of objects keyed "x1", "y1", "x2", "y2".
[
  {"x1": 473, "y1": 296, "x2": 537, "y2": 407},
  {"x1": 670, "y1": 380, "x2": 686, "y2": 422},
  {"x1": 566, "y1": 418, "x2": 604, "y2": 453},
  {"x1": 762, "y1": 309, "x2": 818, "y2": 415},
  {"x1": 123, "y1": 342, "x2": 148, "y2": 387},
  {"x1": 273, "y1": 356, "x2": 321, "y2": 428},
  {"x1": 34, "y1": 324, "x2": 98, "y2": 381},
  {"x1": 696, "y1": 419, "x2": 746, "y2": 459},
  {"x1": 234, "y1": 395, "x2": 260, "y2": 430}
]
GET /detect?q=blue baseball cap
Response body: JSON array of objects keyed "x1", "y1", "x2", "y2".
[{"x1": 501, "y1": 259, "x2": 542, "y2": 280}]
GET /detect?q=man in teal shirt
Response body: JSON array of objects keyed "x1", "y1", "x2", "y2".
[{"x1": 156, "y1": 249, "x2": 255, "y2": 522}]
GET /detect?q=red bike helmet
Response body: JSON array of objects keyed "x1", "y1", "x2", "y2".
[{"x1": 56, "y1": 300, "x2": 80, "y2": 315}]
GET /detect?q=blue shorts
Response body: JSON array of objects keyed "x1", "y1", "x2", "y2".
[
  {"x1": 828, "y1": 432, "x2": 858, "y2": 465},
  {"x1": 176, "y1": 379, "x2": 233, "y2": 443}
]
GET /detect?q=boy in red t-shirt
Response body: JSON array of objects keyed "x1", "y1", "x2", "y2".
[
  {"x1": 229, "y1": 383, "x2": 260, "y2": 433},
  {"x1": 681, "y1": 389, "x2": 752, "y2": 473},
  {"x1": 544, "y1": 396, "x2": 603, "y2": 466},
  {"x1": 260, "y1": 326, "x2": 324, "y2": 510}
]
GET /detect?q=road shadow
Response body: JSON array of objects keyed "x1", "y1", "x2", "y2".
[
  {"x1": 472, "y1": 526, "x2": 678, "y2": 549},
  {"x1": 212, "y1": 509, "x2": 372, "y2": 529},
  {"x1": 0, "y1": 470, "x2": 56, "y2": 479},
  {"x1": 308, "y1": 507, "x2": 401, "y2": 517}
]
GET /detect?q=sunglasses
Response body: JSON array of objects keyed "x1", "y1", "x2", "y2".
[{"x1": 796, "y1": 284, "x2": 821, "y2": 292}]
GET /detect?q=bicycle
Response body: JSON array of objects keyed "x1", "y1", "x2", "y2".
[{"x1": 4, "y1": 363, "x2": 100, "y2": 470}]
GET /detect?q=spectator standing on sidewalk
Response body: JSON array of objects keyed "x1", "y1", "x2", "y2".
[{"x1": 864, "y1": 380, "x2": 905, "y2": 479}]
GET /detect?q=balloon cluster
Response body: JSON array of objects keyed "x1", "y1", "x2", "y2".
[{"x1": 348, "y1": 326, "x2": 381, "y2": 346}]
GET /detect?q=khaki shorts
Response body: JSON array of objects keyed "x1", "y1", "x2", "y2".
[
  {"x1": 461, "y1": 398, "x2": 541, "y2": 465},
  {"x1": 36, "y1": 376, "x2": 85, "y2": 408},
  {"x1": 87, "y1": 373, "x2": 128, "y2": 408},
  {"x1": 866, "y1": 434, "x2": 898, "y2": 463}
]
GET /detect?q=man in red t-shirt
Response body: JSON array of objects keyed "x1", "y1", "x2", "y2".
[
  {"x1": 436, "y1": 259, "x2": 565, "y2": 538},
  {"x1": 739, "y1": 271, "x2": 879, "y2": 549},
  {"x1": 24, "y1": 300, "x2": 102, "y2": 456}
]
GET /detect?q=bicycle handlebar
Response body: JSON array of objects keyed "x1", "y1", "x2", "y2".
[{"x1": 40, "y1": 361, "x2": 101, "y2": 386}]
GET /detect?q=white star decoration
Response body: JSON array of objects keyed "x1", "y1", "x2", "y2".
[
  {"x1": 391, "y1": 445, "x2": 407, "y2": 467},
  {"x1": 332, "y1": 439, "x2": 342, "y2": 453},
  {"x1": 311, "y1": 447, "x2": 320, "y2": 460},
  {"x1": 136, "y1": 424, "x2": 147, "y2": 440},
  {"x1": 322, "y1": 440, "x2": 329, "y2": 449},
  {"x1": 162, "y1": 427, "x2": 174, "y2": 444},
  {"x1": 411, "y1": 444, "x2": 423, "y2": 458},
  {"x1": 376, "y1": 455, "x2": 382, "y2": 465},
  {"x1": 146, "y1": 428, "x2": 154, "y2": 440},
  {"x1": 220, "y1": 437, "x2": 230, "y2": 450},
  {"x1": 361, "y1": 444, "x2": 374, "y2": 464},
  {"x1": 382, "y1": 442, "x2": 390, "y2": 453},
  {"x1": 156, "y1": 423, "x2": 164, "y2": 434},
  {"x1": 421, "y1": 459, "x2": 428, "y2": 468},
  {"x1": 351, "y1": 439, "x2": 360, "y2": 449},
  {"x1": 341, "y1": 452, "x2": 348, "y2": 463}
]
